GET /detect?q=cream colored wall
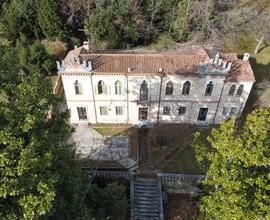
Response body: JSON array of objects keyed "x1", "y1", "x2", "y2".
[{"x1": 61, "y1": 72, "x2": 253, "y2": 125}]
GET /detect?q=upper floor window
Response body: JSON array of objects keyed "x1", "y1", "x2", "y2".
[
  {"x1": 98, "y1": 80, "x2": 106, "y2": 94},
  {"x1": 236, "y1": 85, "x2": 244, "y2": 96},
  {"x1": 182, "y1": 81, "x2": 190, "y2": 95},
  {"x1": 74, "y1": 80, "x2": 80, "y2": 95},
  {"x1": 140, "y1": 80, "x2": 148, "y2": 100},
  {"x1": 205, "y1": 81, "x2": 213, "y2": 96},
  {"x1": 163, "y1": 106, "x2": 171, "y2": 115},
  {"x1": 115, "y1": 81, "x2": 122, "y2": 95},
  {"x1": 165, "y1": 81, "x2": 173, "y2": 95},
  {"x1": 228, "y1": 84, "x2": 236, "y2": 96}
]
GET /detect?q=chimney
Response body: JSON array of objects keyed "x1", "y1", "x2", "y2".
[
  {"x1": 83, "y1": 41, "x2": 90, "y2": 51},
  {"x1": 243, "y1": 53, "x2": 250, "y2": 61}
]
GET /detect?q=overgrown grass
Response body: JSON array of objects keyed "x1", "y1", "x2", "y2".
[
  {"x1": 148, "y1": 124, "x2": 211, "y2": 174},
  {"x1": 91, "y1": 123, "x2": 137, "y2": 136}
]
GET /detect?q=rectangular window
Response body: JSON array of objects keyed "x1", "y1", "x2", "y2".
[
  {"x1": 222, "y1": 107, "x2": 230, "y2": 116},
  {"x1": 74, "y1": 80, "x2": 80, "y2": 95},
  {"x1": 197, "y1": 108, "x2": 208, "y2": 121},
  {"x1": 178, "y1": 107, "x2": 186, "y2": 115},
  {"x1": 100, "y1": 106, "x2": 108, "y2": 115},
  {"x1": 116, "y1": 106, "x2": 123, "y2": 115},
  {"x1": 163, "y1": 106, "x2": 171, "y2": 115},
  {"x1": 77, "y1": 107, "x2": 87, "y2": 120},
  {"x1": 230, "y1": 107, "x2": 237, "y2": 116}
]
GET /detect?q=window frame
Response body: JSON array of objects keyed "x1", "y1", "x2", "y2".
[
  {"x1": 204, "y1": 81, "x2": 214, "y2": 96},
  {"x1": 97, "y1": 80, "x2": 107, "y2": 95},
  {"x1": 165, "y1": 81, "x2": 174, "y2": 95},
  {"x1": 228, "y1": 84, "x2": 236, "y2": 96},
  {"x1": 100, "y1": 106, "x2": 108, "y2": 115},
  {"x1": 139, "y1": 80, "x2": 149, "y2": 101},
  {"x1": 115, "y1": 106, "x2": 124, "y2": 115},
  {"x1": 74, "y1": 80, "x2": 80, "y2": 95},
  {"x1": 163, "y1": 106, "x2": 171, "y2": 115},
  {"x1": 182, "y1": 81, "x2": 191, "y2": 96},
  {"x1": 115, "y1": 80, "x2": 122, "y2": 95},
  {"x1": 236, "y1": 85, "x2": 244, "y2": 96},
  {"x1": 177, "y1": 107, "x2": 187, "y2": 115}
]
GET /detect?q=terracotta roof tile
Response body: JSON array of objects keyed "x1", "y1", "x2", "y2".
[{"x1": 64, "y1": 47, "x2": 255, "y2": 82}]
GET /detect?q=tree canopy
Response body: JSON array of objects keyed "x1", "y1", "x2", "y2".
[
  {"x1": 193, "y1": 107, "x2": 270, "y2": 219},
  {"x1": 0, "y1": 45, "x2": 128, "y2": 220}
]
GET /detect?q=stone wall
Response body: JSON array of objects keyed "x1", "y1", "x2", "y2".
[{"x1": 158, "y1": 173, "x2": 205, "y2": 197}]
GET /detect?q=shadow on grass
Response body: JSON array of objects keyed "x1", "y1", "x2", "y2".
[{"x1": 243, "y1": 57, "x2": 270, "y2": 116}]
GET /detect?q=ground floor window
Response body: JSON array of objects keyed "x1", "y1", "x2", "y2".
[
  {"x1": 197, "y1": 108, "x2": 208, "y2": 121},
  {"x1": 163, "y1": 106, "x2": 171, "y2": 115},
  {"x1": 77, "y1": 107, "x2": 87, "y2": 120},
  {"x1": 100, "y1": 106, "x2": 108, "y2": 115},
  {"x1": 177, "y1": 107, "x2": 186, "y2": 115},
  {"x1": 222, "y1": 107, "x2": 237, "y2": 117},
  {"x1": 116, "y1": 106, "x2": 123, "y2": 115},
  {"x1": 139, "y1": 107, "x2": 148, "y2": 121}
]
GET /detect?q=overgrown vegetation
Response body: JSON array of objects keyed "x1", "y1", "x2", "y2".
[
  {"x1": 193, "y1": 107, "x2": 270, "y2": 219},
  {"x1": 0, "y1": 45, "x2": 128, "y2": 219}
]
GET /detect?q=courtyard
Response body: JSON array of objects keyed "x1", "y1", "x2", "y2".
[{"x1": 71, "y1": 123, "x2": 210, "y2": 174}]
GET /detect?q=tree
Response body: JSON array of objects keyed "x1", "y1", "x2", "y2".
[
  {"x1": 84, "y1": 0, "x2": 139, "y2": 48},
  {"x1": 172, "y1": 0, "x2": 193, "y2": 42},
  {"x1": 37, "y1": 0, "x2": 67, "y2": 39},
  {"x1": 0, "y1": 46, "x2": 58, "y2": 219},
  {"x1": 16, "y1": 34, "x2": 55, "y2": 76},
  {"x1": 0, "y1": 0, "x2": 40, "y2": 41},
  {"x1": 193, "y1": 107, "x2": 270, "y2": 219}
]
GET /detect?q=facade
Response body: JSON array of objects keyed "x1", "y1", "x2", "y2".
[{"x1": 58, "y1": 43, "x2": 255, "y2": 125}]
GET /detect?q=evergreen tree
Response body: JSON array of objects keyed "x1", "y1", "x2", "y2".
[
  {"x1": 84, "y1": 0, "x2": 139, "y2": 48},
  {"x1": 37, "y1": 0, "x2": 67, "y2": 39},
  {"x1": 16, "y1": 34, "x2": 55, "y2": 76},
  {"x1": 193, "y1": 107, "x2": 270, "y2": 219}
]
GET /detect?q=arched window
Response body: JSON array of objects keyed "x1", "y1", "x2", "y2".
[
  {"x1": 115, "y1": 81, "x2": 122, "y2": 95},
  {"x1": 140, "y1": 80, "x2": 148, "y2": 100},
  {"x1": 228, "y1": 84, "x2": 236, "y2": 96},
  {"x1": 182, "y1": 81, "x2": 190, "y2": 95},
  {"x1": 74, "y1": 80, "x2": 80, "y2": 95},
  {"x1": 236, "y1": 85, "x2": 244, "y2": 96},
  {"x1": 98, "y1": 80, "x2": 106, "y2": 94},
  {"x1": 205, "y1": 81, "x2": 213, "y2": 96},
  {"x1": 165, "y1": 81, "x2": 173, "y2": 95}
]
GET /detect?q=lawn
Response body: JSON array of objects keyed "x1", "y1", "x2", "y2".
[
  {"x1": 91, "y1": 123, "x2": 136, "y2": 136},
  {"x1": 147, "y1": 124, "x2": 210, "y2": 174}
]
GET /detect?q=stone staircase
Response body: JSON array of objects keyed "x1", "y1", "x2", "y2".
[{"x1": 131, "y1": 177, "x2": 163, "y2": 220}]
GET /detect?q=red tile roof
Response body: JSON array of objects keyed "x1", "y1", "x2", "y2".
[{"x1": 64, "y1": 47, "x2": 255, "y2": 82}]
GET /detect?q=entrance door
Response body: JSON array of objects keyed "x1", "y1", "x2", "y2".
[
  {"x1": 197, "y1": 108, "x2": 208, "y2": 121},
  {"x1": 77, "y1": 107, "x2": 87, "y2": 120},
  {"x1": 139, "y1": 107, "x2": 148, "y2": 121}
]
